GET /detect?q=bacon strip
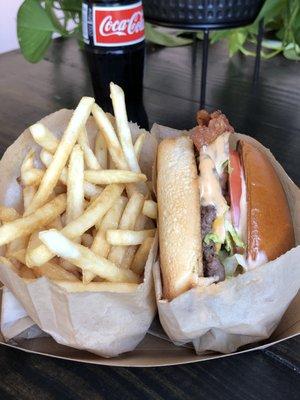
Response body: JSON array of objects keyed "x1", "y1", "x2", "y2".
[{"x1": 191, "y1": 110, "x2": 234, "y2": 150}]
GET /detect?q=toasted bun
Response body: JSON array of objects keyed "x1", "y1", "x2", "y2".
[
  {"x1": 239, "y1": 140, "x2": 294, "y2": 262},
  {"x1": 157, "y1": 136, "x2": 202, "y2": 300}
]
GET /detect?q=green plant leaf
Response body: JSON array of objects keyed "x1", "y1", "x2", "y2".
[
  {"x1": 210, "y1": 30, "x2": 232, "y2": 44},
  {"x1": 17, "y1": 0, "x2": 55, "y2": 63},
  {"x1": 145, "y1": 23, "x2": 193, "y2": 47},
  {"x1": 258, "y1": 0, "x2": 288, "y2": 23},
  {"x1": 230, "y1": 30, "x2": 247, "y2": 56},
  {"x1": 283, "y1": 42, "x2": 300, "y2": 60},
  {"x1": 60, "y1": 0, "x2": 82, "y2": 13},
  {"x1": 45, "y1": 0, "x2": 69, "y2": 36}
]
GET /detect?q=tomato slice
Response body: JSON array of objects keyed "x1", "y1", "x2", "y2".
[{"x1": 229, "y1": 150, "x2": 242, "y2": 227}]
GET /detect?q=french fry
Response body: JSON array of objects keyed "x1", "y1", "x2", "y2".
[
  {"x1": 83, "y1": 196, "x2": 127, "y2": 284},
  {"x1": 56, "y1": 281, "x2": 139, "y2": 293},
  {"x1": 30, "y1": 123, "x2": 59, "y2": 153},
  {"x1": 8, "y1": 248, "x2": 26, "y2": 264},
  {"x1": 25, "y1": 230, "x2": 43, "y2": 267},
  {"x1": 47, "y1": 216, "x2": 63, "y2": 230},
  {"x1": 92, "y1": 104, "x2": 128, "y2": 170},
  {"x1": 63, "y1": 182, "x2": 123, "y2": 236},
  {"x1": 131, "y1": 237, "x2": 154, "y2": 275},
  {"x1": 110, "y1": 83, "x2": 141, "y2": 173},
  {"x1": 26, "y1": 97, "x2": 95, "y2": 215},
  {"x1": 94, "y1": 131, "x2": 107, "y2": 168},
  {"x1": 1, "y1": 93, "x2": 153, "y2": 294},
  {"x1": 120, "y1": 214, "x2": 147, "y2": 269},
  {"x1": 66, "y1": 145, "x2": 84, "y2": 225},
  {"x1": 108, "y1": 192, "x2": 144, "y2": 266},
  {"x1": 0, "y1": 194, "x2": 66, "y2": 246},
  {"x1": 21, "y1": 168, "x2": 44, "y2": 186},
  {"x1": 108, "y1": 153, "x2": 116, "y2": 169},
  {"x1": 39, "y1": 229, "x2": 140, "y2": 283},
  {"x1": 0, "y1": 205, "x2": 19, "y2": 222},
  {"x1": 95, "y1": 195, "x2": 127, "y2": 231},
  {"x1": 134, "y1": 132, "x2": 146, "y2": 161},
  {"x1": 84, "y1": 169, "x2": 147, "y2": 185},
  {"x1": 106, "y1": 112, "x2": 117, "y2": 130},
  {"x1": 20, "y1": 150, "x2": 34, "y2": 181},
  {"x1": 142, "y1": 200, "x2": 157, "y2": 219},
  {"x1": 91, "y1": 104, "x2": 144, "y2": 197},
  {"x1": 106, "y1": 229, "x2": 156, "y2": 246},
  {"x1": 34, "y1": 261, "x2": 79, "y2": 282},
  {"x1": 26, "y1": 184, "x2": 124, "y2": 267},
  {"x1": 27, "y1": 230, "x2": 42, "y2": 253},
  {"x1": 39, "y1": 149, "x2": 55, "y2": 167},
  {"x1": 83, "y1": 182, "x2": 103, "y2": 199},
  {"x1": 40, "y1": 149, "x2": 101, "y2": 199},
  {"x1": 64, "y1": 142, "x2": 85, "y2": 272},
  {"x1": 78, "y1": 127, "x2": 101, "y2": 170},
  {"x1": 6, "y1": 236, "x2": 28, "y2": 258},
  {"x1": 119, "y1": 244, "x2": 137, "y2": 271},
  {"x1": 23, "y1": 186, "x2": 37, "y2": 211},
  {"x1": 110, "y1": 83, "x2": 148, "y2": 196}
]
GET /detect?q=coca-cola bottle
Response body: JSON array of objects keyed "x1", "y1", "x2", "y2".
[{"x1": 82, "y1": 0, "x2": 148, "y2": 129}]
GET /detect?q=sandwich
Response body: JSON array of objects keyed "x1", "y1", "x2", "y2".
[{"x1": 157, "y1": 110, "x2": 295, "y2": 300}]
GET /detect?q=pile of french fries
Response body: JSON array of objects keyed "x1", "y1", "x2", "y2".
[{"x1": 0, "y1": 83, "x2": 157, "y2": 293}]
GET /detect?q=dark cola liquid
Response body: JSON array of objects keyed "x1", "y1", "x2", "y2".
[{"x1": 82, "y1": 0, "x2": 149, "y2": 129}]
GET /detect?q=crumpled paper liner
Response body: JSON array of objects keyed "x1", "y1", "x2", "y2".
[
  {"x1": 1, "y1": 287, "x2": 46, "y2": 342},
  {"x1": 151, "y1": 123, "x2": 300, "y2": 354},
  {"x1": 0, "y1": 109, "x2": 158, "y2": 357}
]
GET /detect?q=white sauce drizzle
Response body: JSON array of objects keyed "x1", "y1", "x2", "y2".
[
  {"x1": 199, "y1": 155, "x2": 228, "y2": 217},
  {"x1": 201, "y1": 132, "x2": 230, "y2": 176}
]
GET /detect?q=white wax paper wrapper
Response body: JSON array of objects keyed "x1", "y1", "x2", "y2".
[
  {"x1": 0, "y1": 109, "x2": 158, "y2": 357},
  {"x1": 1, "y1": 287, "x2": 46, "y2": 342},
  {"x1": 151, "y1": 123, "x2": 300, "y2": 354}
]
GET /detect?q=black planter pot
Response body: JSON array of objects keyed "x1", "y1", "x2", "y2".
[
  {"x1": 143, "y1": 0, "x2": 265, "y2": 30},
  {"x1": 143, "y1": 1, "x2": 265, "y2": 108}
]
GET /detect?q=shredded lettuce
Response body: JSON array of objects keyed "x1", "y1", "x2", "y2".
[
  {"x1": 219, "y1": 252, "x2": 248, "y2": 277},
  {"x1": 224, "y1": 220, "x2": 246, "y2": 249},
  {"x1": 204, "y1": 217, "x2": 245, "y2": 253},
  {"x1": 204, "y1": 232, "x2": 223, "y2": 245},
  {"x1": 224, "y1": 232, "x2": 233, "y2": 254},
  {"x1": 203, "y1": 215, "x2": 246, "y2": 279}
]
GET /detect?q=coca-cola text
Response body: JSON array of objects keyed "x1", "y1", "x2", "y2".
[{"x1": 94, "y1": 2, "x2": 145, "y2": 46}]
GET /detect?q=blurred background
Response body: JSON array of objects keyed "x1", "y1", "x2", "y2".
[
  {"x1": 0, "y1": 0, "x2": 23, "y2": 53},
  {"x1": 0, "y1": 0, "x2": 299, "y2": 181}
]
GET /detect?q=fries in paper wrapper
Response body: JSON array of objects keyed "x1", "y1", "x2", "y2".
[
  {"x1": 0, "y1": 95, "x2": 158, "y2": 357},
  {"x1": 152, "y1": 123, "x2": 300, "y2": 354}
]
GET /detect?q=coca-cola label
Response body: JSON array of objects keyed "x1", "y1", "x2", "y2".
[{"x1": 93, "y1": 1, "x2": 145, "y2": 47}]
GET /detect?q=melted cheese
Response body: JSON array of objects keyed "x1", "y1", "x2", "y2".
[
  {"x1": 212, "y1": 216, "x2": 226, "y2": 247},
  {"x1": 201, "y1": 132, "x2": 230, "y2": 176},
  {"x1": 199, "y1": 155, "x2": 228, "y2": 217}
]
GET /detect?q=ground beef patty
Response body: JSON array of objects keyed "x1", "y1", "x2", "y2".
[
  {"x1": 201, "y1": 205, "x2": 216, "y2": 237},
  {"x1": 201, "y1": 205, "x2": 225, "y2": 281}
]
